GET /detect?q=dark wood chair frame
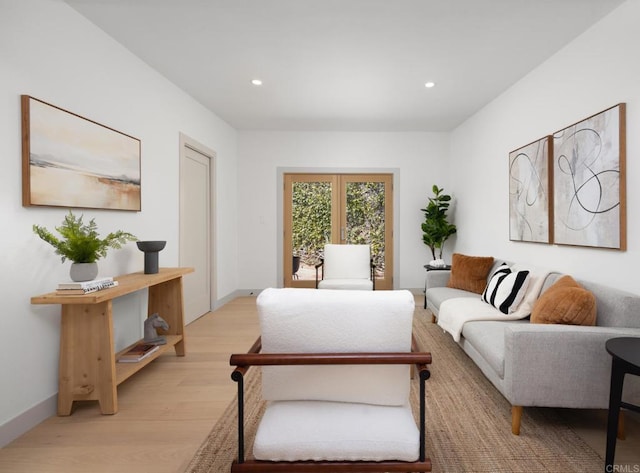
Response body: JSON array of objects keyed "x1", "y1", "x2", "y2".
[
  {"x1": 314, "y1": 258, "x2": 377, "y2": 290},
  {"x1": 229, "y1": 336, "x2": 432, "y2": 472}
]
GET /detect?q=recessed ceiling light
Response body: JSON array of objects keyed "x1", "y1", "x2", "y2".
[
  {"x1": 251, "y1": 79, "x2": 263, "y2": 86},
  {"x1": 425, "y1": 81, "x2": 436, "y2": 88}
]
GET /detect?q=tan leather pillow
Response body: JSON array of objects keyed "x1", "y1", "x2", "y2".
[
  {"x1": 531, "y1": 275, "x2": 596, "y2": 326},
  {"x1": 446, "y1": 253, "x2": 495, "y2": 294}
]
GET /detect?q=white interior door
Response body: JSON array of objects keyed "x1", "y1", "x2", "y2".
[{"x1": 180, "y1": 140, "x2": 213, "y2": 324}]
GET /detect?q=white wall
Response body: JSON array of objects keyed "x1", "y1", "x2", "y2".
[
  {"x1": 449, "y1": 0, "x2": 639, "y2": 293},
  {"x1": 237, "y1": 131, "x2": 450, "y2": 290},
  {"x1": 6, "y1": 0, "x2": 636, "y2": 449},
  {"x1": 0, "y1": 0, "x2": 238, "y2": 443}
]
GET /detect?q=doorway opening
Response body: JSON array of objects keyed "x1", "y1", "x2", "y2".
[{"x1": 283, "y1": 173, "x2": 393, "y2": 290}]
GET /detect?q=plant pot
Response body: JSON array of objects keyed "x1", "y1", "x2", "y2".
[{"x1": 70, "y1": 262, "x2": 99, "y2": 282}]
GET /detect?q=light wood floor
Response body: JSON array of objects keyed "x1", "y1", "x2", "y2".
[
  {"x1": 0, "y1": 296, "x2": 261, "y2": 473},
  {"x1": 0, "y1": 296, "x2": 638, "y2": 472}
]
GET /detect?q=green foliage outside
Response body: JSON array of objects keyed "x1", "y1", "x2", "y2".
[
  {"x1": 346, "y1": 182, "x2": 385, "y2": 270},
  {"x1": 292, "y1": 182, "x2": 331, "y2": 264},
  {"x1": 421, "y1": 185, "x2": 457, "y2": 260},
  {"x1": 33, "y1": 211, "x2": 137, "y2": 263},
  {"x1": 292, "y1": 181, "x2": 385, "y2": 270}
]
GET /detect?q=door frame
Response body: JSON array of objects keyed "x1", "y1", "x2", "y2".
[
  {"x1": 179, "y1": 132, "x2": 216, "y2": 314},
  {"x1": 277, "y1": 167, "x2": 400, "y2": 289}
]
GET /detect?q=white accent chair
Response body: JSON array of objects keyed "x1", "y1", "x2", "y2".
[
  {"x1": 315, "y1": 243, "x2": 375, "y2": 290},
  {"x1": 229, "y1": 288, "x2": 432, "y2": 472}
]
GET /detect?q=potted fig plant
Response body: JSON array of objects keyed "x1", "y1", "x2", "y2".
[
  {"x1": 421, "y1": 185, "x2": 457, "y2": 266},
  {"x1": 33, "y1": 211, "x2": 137, "y2": 281}
]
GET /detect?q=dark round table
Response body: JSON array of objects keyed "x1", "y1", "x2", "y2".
[{"x1": 605, "y1": 337, "x2": 640, "y2": 471}]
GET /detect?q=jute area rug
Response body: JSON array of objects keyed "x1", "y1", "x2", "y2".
[{"x1": 186, "y1": 306, "x2": 603, "y2": 473}]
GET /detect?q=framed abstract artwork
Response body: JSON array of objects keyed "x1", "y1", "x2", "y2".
[
  {"x1": 21, "y1": 95, "x2": 141, "y2": 211},
  {"x1": 552, "y1": 103, "x2": 626, "y2": 250},
  {"x1": 509, "y1": 136, "x2": 552, "y2": 243}
]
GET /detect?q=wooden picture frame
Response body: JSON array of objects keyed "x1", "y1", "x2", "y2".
[
  {"x1": 552, "y1": 103, "x2": 626, "y2": 250},
  {"x1": 509, "y1": 136, "x2": 552, "y2": 243},
  {"x1": 21, "y1": 95, "x2": 141, "y2": 211}
]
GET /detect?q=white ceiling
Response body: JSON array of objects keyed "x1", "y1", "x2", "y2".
[{"x1": 65, "y1": 0, "x2": 624, "y2": 132}]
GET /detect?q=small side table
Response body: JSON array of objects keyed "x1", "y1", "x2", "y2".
[
  {"x1": 423, "y1": 264, "x2": 451, "y2": 310},
  {"x1": 605, "y1": 337, "x2": 640, "y2": 471}
]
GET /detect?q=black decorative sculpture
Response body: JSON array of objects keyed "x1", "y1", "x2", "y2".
[{"x1": 136, "y1": 240, "x2": 166, "y2": 274}]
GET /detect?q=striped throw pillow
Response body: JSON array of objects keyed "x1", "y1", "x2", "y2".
[{"x1": 481, "y1": 264, "x2": 530, "y2": 314}]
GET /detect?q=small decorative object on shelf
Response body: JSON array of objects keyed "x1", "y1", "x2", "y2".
[
  {"x1": 136, "y1": 240, "x2": 166, "y2": 274},
  {"x1": 144, "y1": 313, "x2": 169, "y2": 345},
  {"x1": 428, "y1": 258, "x2": 448, "y2": 268},
  {"x1": 117, "y1": 342, "x2": 160, "y2": 363},
  {"x1": 57, "y1": 276, "x2": 113, "y2": 290},
  {"x1": 56, "y1": 279, "x2": 119, "y2": 295},
  {"x1": 32, "y1": 211, "x2": 137, "y2": 281}
]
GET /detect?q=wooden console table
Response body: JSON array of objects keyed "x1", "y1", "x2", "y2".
[{"x1": 31, "y1": 267, "x2": 194, "y2": 416}]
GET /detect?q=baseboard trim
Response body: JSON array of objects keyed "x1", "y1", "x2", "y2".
[
  {"x1": 213, "y1": 289, "x2": 262, "y2": 310},
  {"x1": 0, "y1": 394, "x2": 57, "y2": 448}
]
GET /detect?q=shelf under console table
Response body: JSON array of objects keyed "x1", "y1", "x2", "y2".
[{"x1": 31, "y1": 267, "x2": 194, "y2": 416}]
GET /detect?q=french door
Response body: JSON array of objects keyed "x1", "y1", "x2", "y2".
[{"x1": 283, "y1": 173, "x2": 393, "y2": 289}]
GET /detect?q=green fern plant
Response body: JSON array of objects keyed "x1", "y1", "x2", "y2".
[{"x1": 33, "y1": 211, "x2": 137, "y2": 263}]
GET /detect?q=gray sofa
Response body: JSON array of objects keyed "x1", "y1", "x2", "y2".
[{"x1": 425, "y1": 259, "x2": 640, "y2": 435}]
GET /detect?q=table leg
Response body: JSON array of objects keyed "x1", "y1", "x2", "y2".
[
  {"x1": 423, "y1": 277, "x2": 428, "y2": 309},
  {"x1": 605, "y1": 357, "x2": 625, "y2": 471},
  {"x1": 58, "y1": 302, "x2": 117, "y2": 415}
]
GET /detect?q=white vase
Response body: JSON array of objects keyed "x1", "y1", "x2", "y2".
[{"x1": 69, "y1": 262, "x2": 99, "y2": 282}]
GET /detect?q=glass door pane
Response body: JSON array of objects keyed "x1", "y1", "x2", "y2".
[
  {"x1": 342, "y1": 175, "x2": 392, "y2": 290},
  {"x1": 284, "y1": 174, "x2": 338, "y2": 287},
  {"x1": 292, "y1": 181, "x2": 331, "y2": 282}
]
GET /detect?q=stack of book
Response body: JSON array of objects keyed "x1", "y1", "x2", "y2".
[
  {"x1": 117, "y1": 342, "x2": 160, "y2": 363},
  {"x1": 56, "y1": 276, "x2": 119, "y2": 295}
]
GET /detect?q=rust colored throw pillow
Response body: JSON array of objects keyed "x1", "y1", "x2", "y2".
[
  {"x1": 531, "y1": 275, "x2": 596, "y2": 326},
  {"x1": 446, "y1": 253, "x2": 495, "y2": 294}
]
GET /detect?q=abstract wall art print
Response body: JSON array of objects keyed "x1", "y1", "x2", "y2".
[
  {"x1": 552, "y1": 103, "x2": 626, "y2": 250},
  {"x1": 509, "y1": 136, "x2": 552, "y2": 243},
  {"x1": 21, "y1": 95, "x2": 141, "y2": 211}
]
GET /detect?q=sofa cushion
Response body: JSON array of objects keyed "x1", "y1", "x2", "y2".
[
  {"x1": 447, "y1": 253, "x2": 494, "y2": 294},
  {"x1": 461, "y1": 320, "x2": 508, "y2": 378},
  {"x1": 531, "y1": 276, "x2": 596, "y2": 326},
  {"x1": 426, "y1": 286, "x2": 478, "y2": 314},
  {"x1": 481, "y1": 263, "x2": 530, "y2": 314},
  {"x1": 544, "y1": 274, "x2": 640, "y2": 328}
]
